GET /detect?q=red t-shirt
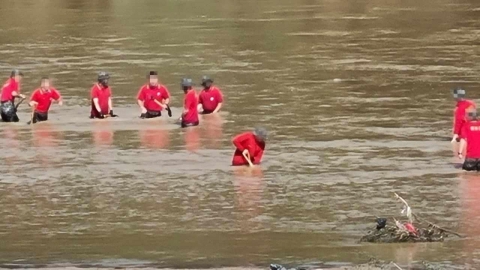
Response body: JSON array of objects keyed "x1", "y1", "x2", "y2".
[
  {"x1": 90, "y1": 84, "x2": 111, "y2": 115},
  {"x1": 30, "y1": 88, "x2": 61, "y2": 113},
  {"x1": 183, "y1": 89, "x2": 199, "y2": 123},
  {"x1": 461, "y1": 120, "x2": 480, "y2": 158},
  {"x1": 454, "y1": 99, "x2": 476, "y2": 136},
  {"x1": 231, "y1": 132, "x2": 265, "y2": 166},
  {"x1": 136, "y1": 84, "x2": 170, "y2": 112},
  {"x1": 0, "y1": 78, "x2": 20, "y2": 102},
  {"x1": 199, "y1": 86, "x2": 223, "y2": 112}
]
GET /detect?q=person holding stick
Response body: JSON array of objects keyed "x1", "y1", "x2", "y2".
[
  {"x1": 137, "y1": 71, "x2": 171, "y2": 119},
  {"x1": 231, "y1": 127, "x2": 267, "y2": 166},
  {"x1": 90, "y1": 72, "x2": 118, "y2": 119},
  {"x1": 28, "y1": 77, "x2": 62, "y2": 124},
  {"x1": 0, "y1": 69, "x2": 25, "y2": 122}
]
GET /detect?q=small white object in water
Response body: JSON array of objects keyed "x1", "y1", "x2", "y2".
[{"x1": 333, "y1": 78, "x2": 342, "y2": 83}]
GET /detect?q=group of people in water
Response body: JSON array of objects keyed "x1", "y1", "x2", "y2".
[{"x1": 0, "y1": 69, "x2": 267, "y2": 166}]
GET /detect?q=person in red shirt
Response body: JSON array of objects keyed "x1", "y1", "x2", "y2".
[
  {"x1": 452, "y1": 88, "x2": 476, "y2": 143},
  {"x1": 231, "y1": 127, "x2": 267, "y2": 166},
  {"x1": 459, "y1": 111, "x2": 480, "y2": 171},
  {"x1": 198, "y1": 76, "x2": 223, "y2": 114},
  {"x1": 179, "y1": 78, "x2": 199, "y2": 128},
  {"x1": 28, "y1": 77, "x2": 62, "y2": 124},
  {"x1": 137, "y1": 71, "x2": 171, "y2": 119},
  {"x1": 1, "y1": 69, "x2": 25, "y2": 122},
  {"x1": 90, "y1": 72, "x2": 118, "y2": 119}
]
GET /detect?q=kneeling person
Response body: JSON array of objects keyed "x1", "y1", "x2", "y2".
[
  {"x1": 29, "y1": 77, "x2": 62, "y2": 124},
  {"x1": 137, "y1": 71, "x2": 170, "y2": 119},
  {"x1": 180, "y1": 78, "x2": 199, "y2": 128},
  {"x1": 231, "y1": 127, "x2": 267, "y2": 166},
  {"x1": 459, "y1": 111, "x2": 480, "y2": 171}
]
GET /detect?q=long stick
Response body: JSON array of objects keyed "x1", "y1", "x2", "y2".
[
  {"x1": 243, "y1": 151, "x2": 254, "y2": 167},
  {"x1": 27, "y1": 104, "x2": 36, "y2": 125},
  {"x1": 153, "y1": 99, "x2": 171, "y2": 117}
]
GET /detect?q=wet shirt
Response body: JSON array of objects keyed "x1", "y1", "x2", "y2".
[
  {"x1": 30, "y1": 88, "x2": 61, "y2": 113},
  {"x1": 454, "y1": 99, "x2": 476, "y2": 136},
  {"x1": 183, "y1": 89, "x2": 199, "y2": 124},
  {"x1": 90, "y1": 84, "x2": 111, "y2": 115},
  {"x1": 137, "y1": 84, "x2": 170, "y2": 112},
  {"x1": 199, "y1": 86, "x2": 223, "y2": 113},
  {"x1": 231, "y1": 132, "x2": 265, "y2": 166},
  {"x1": 461, "y1": 120, "x2": 480, "y2": 158},
  {"x1": 0, "y1": 78, "x2": 20, "y2": 102}
]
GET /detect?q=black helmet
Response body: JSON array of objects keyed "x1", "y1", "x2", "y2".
[
  {"x1": 181, "y1": 78, "x2": 193, "y2": 88},
  {"x1": 98, "y1": 72, "x2": 110, "y2": 82},
  {"x1": 453, "y1": 87, "x2": 466, "y2": 99},
  {"x1": 10, "y1": 69, "x2": 23, "y2": 78},
  {"x1": 201, "y1": 75, "x2": 213, "y2": 86}
]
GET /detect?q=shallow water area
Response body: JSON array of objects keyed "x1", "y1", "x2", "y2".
[{"x1": 1, "y1": 0, "x2": 480, "y2": 269}]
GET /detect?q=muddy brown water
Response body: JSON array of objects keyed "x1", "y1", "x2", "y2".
[{"x1": 1, "y1": 0, "x2": 480, "y2": 269}]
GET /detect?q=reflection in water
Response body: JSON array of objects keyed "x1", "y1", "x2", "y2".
[
  {"x1": 233, "y1": 166, "x2": 264, "y2": 231},
  {"x1": 32, "y1": 122, "x2": 61, "y2": 167},
  {"x1": 202, "y1": 113, "x2": 224, "y2": 148},
  {"x1": 459, "y1": 172, "x2": 480, "y2": 263},
  {"x1": 0, "y1": 126, "x2": 20, "y2": 167},
  {"x1": 92, "y1": 120, "x2": 114, "y2": 147},
  {"x1": 32, "y1": 122, "x2": 59, "y2": 148},
  {"x1": 139, "y1": 127, "x2": 170, "y2": 149},
  {"x1": 184, "y1": 126, "x2": 200, "y2": 152}
]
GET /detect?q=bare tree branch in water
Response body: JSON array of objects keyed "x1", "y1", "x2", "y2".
[{"x1": 393, "y1": 192, "x2": 463, "y2": 238}]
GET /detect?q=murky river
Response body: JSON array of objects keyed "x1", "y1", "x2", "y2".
[{"x1": 1, "y1": 0, "x2": 480, "y2": 269}]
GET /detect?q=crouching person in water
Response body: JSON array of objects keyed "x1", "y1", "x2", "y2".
[
  {"x1": 28, "y1": 77, "x2": 62, "y2": 124},
  {"x1": 459, "y1": 111, "x2": 480, "y2": 171},
  {"x1": 90, "y1": 72, "x2": 118, "y2": 119},
  {"x1": 231, "y1": 127, "x2": 267, "y2": 166},
  {"x1": 1, "y1": 69, "x2": 25, "y2": 122},
  {"x1": 179, "y1": 78, "x2": 199, "y2": 128}
]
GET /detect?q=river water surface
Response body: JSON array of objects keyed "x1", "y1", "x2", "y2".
[{"x1": 1, "y1": 0, "x2": 480, "y2": 269}]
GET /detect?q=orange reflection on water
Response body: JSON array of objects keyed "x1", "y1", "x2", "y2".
[
  {"x1": 139, "y1": 128, "x2": 170, "y2": 149},
  {"x1": 233, "y1": 166, "x2": 265, "y2": 217},
  {"x1": 184, "y1": 126, "x2": 200, "y2": 152},
  {"x1": 202, "y1": 113, "x2": 224, "y2": 148},
  {"x1": 1, "y1": 125, "x2": 20, "y2": 166},
  {"x1": 32, "y1": 122, "x2": 61, "y2": 167},
  {"x1": 92, "y1": 120, "x2": 114, "y2": 147}
]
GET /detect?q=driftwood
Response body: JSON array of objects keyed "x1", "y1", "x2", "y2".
[{"x1": 360, "y1": 193, "x2": 462, "y2": 243}]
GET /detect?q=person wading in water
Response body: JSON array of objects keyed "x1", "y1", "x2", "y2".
[
  {"x1": 0, "y1": 69, "x2": 25, "y2": 122},
  {"x1": 28, "y1": 77, "x2": 63, "y2": 124},
  {"x1": 452, "y1": 87, "x2": 476, "y2": 155},
  {"x1": 90, "y1": 72, "x2": 118, "y2": 119},
  {"x1": 458, "y1": 110, "x2": 480, "y2": 171}
]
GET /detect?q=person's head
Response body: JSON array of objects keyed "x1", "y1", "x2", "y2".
[
  {"x1": 10, "y1": 69, "x2": 23, "y2": 83},
  {"x1": 181, "y1": 78, "x2": 193, "y2": 93},
  {"x1": 453, "y1": 87, "x2": 466, "y2": 101},
  {"x1": 201, "y1": 76, "x2": 213, "y2": 89},
  {"x1": 148, "y1": 71, "x2": 158, "y2": 87},
  {"x1": 253, "y1": 127, "x2": 268, "y2": 143},
  {"x1": 97, "y1": 72, "x2": 110, "y2": 87},
  {"x1": 467, "y1": 110, "x2": 478, "y2": 121},
  {"x1": 40, "y1": 77, "x2": 50, "y2": 90}
]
